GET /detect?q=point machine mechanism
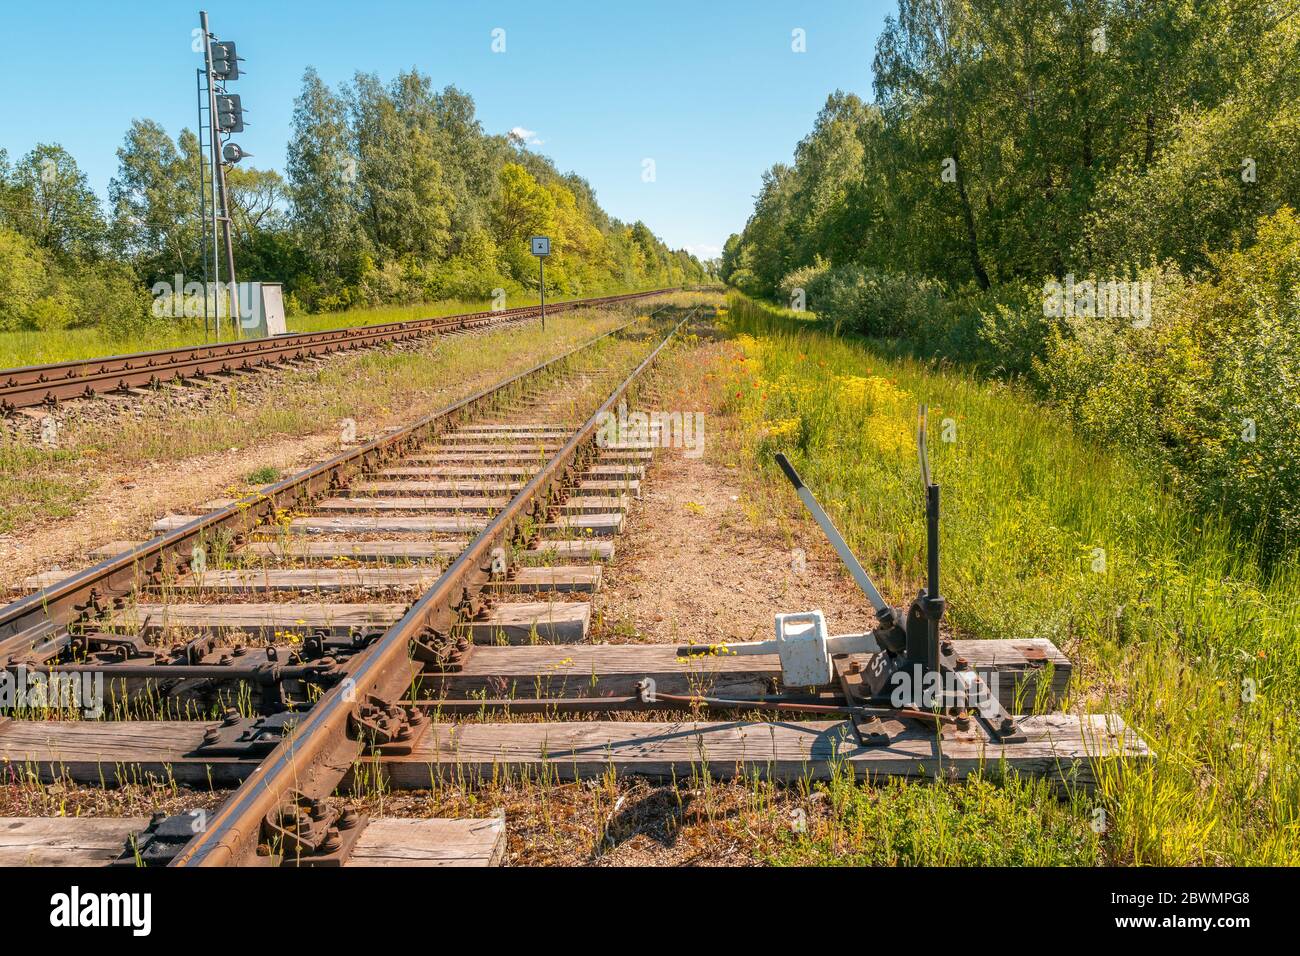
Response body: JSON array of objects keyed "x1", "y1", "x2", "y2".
[{"x1": 651, "y1": 406, "x2": 1025, "y2": 747}]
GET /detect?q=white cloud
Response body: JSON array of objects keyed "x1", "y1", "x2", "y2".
[
  {"x1": 685, "y1": 243, "x2": 722, "y2": 260},
  {"x1": 508, "y1": 126, "x2": 544, "y2": 147}
]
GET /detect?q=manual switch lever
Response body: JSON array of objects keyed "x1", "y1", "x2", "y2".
[{"x1": 675, "y1": 406, "x2": 1025, "y2": 744}]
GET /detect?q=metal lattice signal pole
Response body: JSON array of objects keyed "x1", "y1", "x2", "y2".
[
  {"x1": 198, "y1": 10, "x2": 241, "y2": 339},
  {"x1": 195, "y1": 63, "x2": 214, "y2": 341}
]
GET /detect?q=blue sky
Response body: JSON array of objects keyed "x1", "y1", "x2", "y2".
[{"x1": 0, "y1": 0, "x2": 890, "y2": 260}]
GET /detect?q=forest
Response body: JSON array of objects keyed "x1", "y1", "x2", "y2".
[
  {"x1": 720, "y1": 0, "x2": 1299, "y2": 562},
  {"x1": 0, "y1": 67, "x2": 706, "y2": 337}
]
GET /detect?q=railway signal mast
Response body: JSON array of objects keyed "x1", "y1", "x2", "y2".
[{"x1": 196, "y1": 10, "x2": 249, "y2": 341}]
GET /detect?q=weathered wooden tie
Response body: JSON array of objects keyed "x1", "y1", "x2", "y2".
[
  {"x1": 0, "y1": 817, "x2": 504, "y2": 867},
  {"x1": 0, "y1": 713, "x2": 1149, "y2": 789}
]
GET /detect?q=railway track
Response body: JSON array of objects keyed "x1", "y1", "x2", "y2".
[
  {"x1": 0, "y1": 299, "x2": 1148, "y2": 868},
  {"x1": 0, "y1": 288, "x2": 673, "y2": 415},
  {"x1": 0, "y1": 304, "x2": 695, "y2": 865}
]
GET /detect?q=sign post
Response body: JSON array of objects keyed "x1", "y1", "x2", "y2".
[{"x1": 530, "y1": 236, "x2": 551, "y2": 331}]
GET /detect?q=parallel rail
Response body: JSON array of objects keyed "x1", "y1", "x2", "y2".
[
  {"x1": 0, "y1": 288, "x2": 674, "y2": 414},
  {"x1": 174, "y1": 310, "x2": 693, "y2": 866},
  {"x1": 0, "y1": 303, "x2": 694, "y2": 866},
  {"x1": 0, "y1": 316, "x2": 651, "y2": 653}
]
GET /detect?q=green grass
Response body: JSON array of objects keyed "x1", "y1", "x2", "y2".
[
  {"x1": 0, "y1": 286, "x2": 668, "y2": 368},
  {"x1": 245, "y1": 466, "x2": 280, "y2": 485},
  {"x1": 768, "y1": 772, "x2": 1101, "y2": 866},
  {"x1": 0, "y1": 440, "x2": 89, "y2": 534},
  {"x1": 716, "y1": 293, "x2": 1299, "y2": 865}
]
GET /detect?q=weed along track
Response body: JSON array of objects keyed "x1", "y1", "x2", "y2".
[
  {"x1": 0, "y1": 289, "x2": 672, "y2": 419},
  {"x1": 0, "y1": 299, "x2": 1150, "y2": 868}
]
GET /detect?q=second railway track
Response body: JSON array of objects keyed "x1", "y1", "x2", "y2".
[{"x1": 0, "y1": 288, "x2": 673, "y2": 416}]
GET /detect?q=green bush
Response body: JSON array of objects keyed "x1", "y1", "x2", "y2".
[
  {"x1": 76, "y1": 262, "x2": 153, "y2": 336},
  {"x1": 0, "y1": 227, "x2": 151, "y2": 336},
  {"x1": 1035, "y1": 213, "x2": 1300, "y2": 558},
  {"x1": 756, "y1": 213, "x2": 1298, "y2": 560},
  {"x1": 802, "y1": 264, "x2": 946, "y2": 338},
  {"x1": 24, "y1": 293, "x2": 74, "y2": 331},
  {"x1": 777, "y1": 257, "x2": 829, "y2": 309},
  {"x1": 964, "y1": 283, "x2": 1049, "y2": 376},
  {"x1": 246, "y1": 466, "x2": 281, "y2": 485},
  {"x1": 424, "y1": 227, "x2": 514, "y2": 301},
  {"x1": 0, "y1": 226, "x2": 49, "y2": 331},
  {"x1": 726, "y1": 266, "x2": 763, "y2": 299}
]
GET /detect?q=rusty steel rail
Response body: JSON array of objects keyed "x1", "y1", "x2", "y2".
[
  {"x1": 171, "y1": 308, "x2": 696, "y2": 867},
  {"x1": 0, "y1": 288, "x2": 675, "y2": 414},
  {"x1": 0, "y1": 311, "x2": 664, "y2": 661}
]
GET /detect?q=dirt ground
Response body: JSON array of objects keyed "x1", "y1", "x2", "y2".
[
  {"x1": 0, "y1": 431, "x2": 342, "y2": 591},
  {"x1": 591, "y1": 447, "x2": 878, "y2": 648},
  {"x1": 377, "y1": 346, "x2": 881, "y2": 866},
  {"x1": 452, "y1": 409, "x2": 877, "y2": 865}
]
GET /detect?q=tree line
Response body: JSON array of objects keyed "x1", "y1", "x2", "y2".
[
  {"x1": 721, "y1": 0, "x2": 1300, "y2": 561},
  {"x1": 0, "y1": 67, "x2": 705, "y2": 336}
]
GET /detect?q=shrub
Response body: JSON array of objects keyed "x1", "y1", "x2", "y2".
[
  {"x1": 359, "y1": 258, "x2": 423, "y2": 307},
  {"x1": 0, "y1": 226, "x2": 49, "y2": 331},
  {"x1": 803, "y1": 264, "x2": 946, "y2": 338},
  {"x1": 24, "y1": 293, "x2": 74, "y2": 331},
  {"x1": 777, "y1": 258, "x2": 829, "y2": 309},
  {"x1": 965, "y1": 283, "x2": 1053, "y2": 377},
  {"x1": 1035, "y1": 214, "x2": 1300, "y2": 558},
  {"x1": 76, "y1": 262, "x2": 153, "y2": 336},
  {"x1": 425, "y1": 228, "x2": 513, "y2": 300}
]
